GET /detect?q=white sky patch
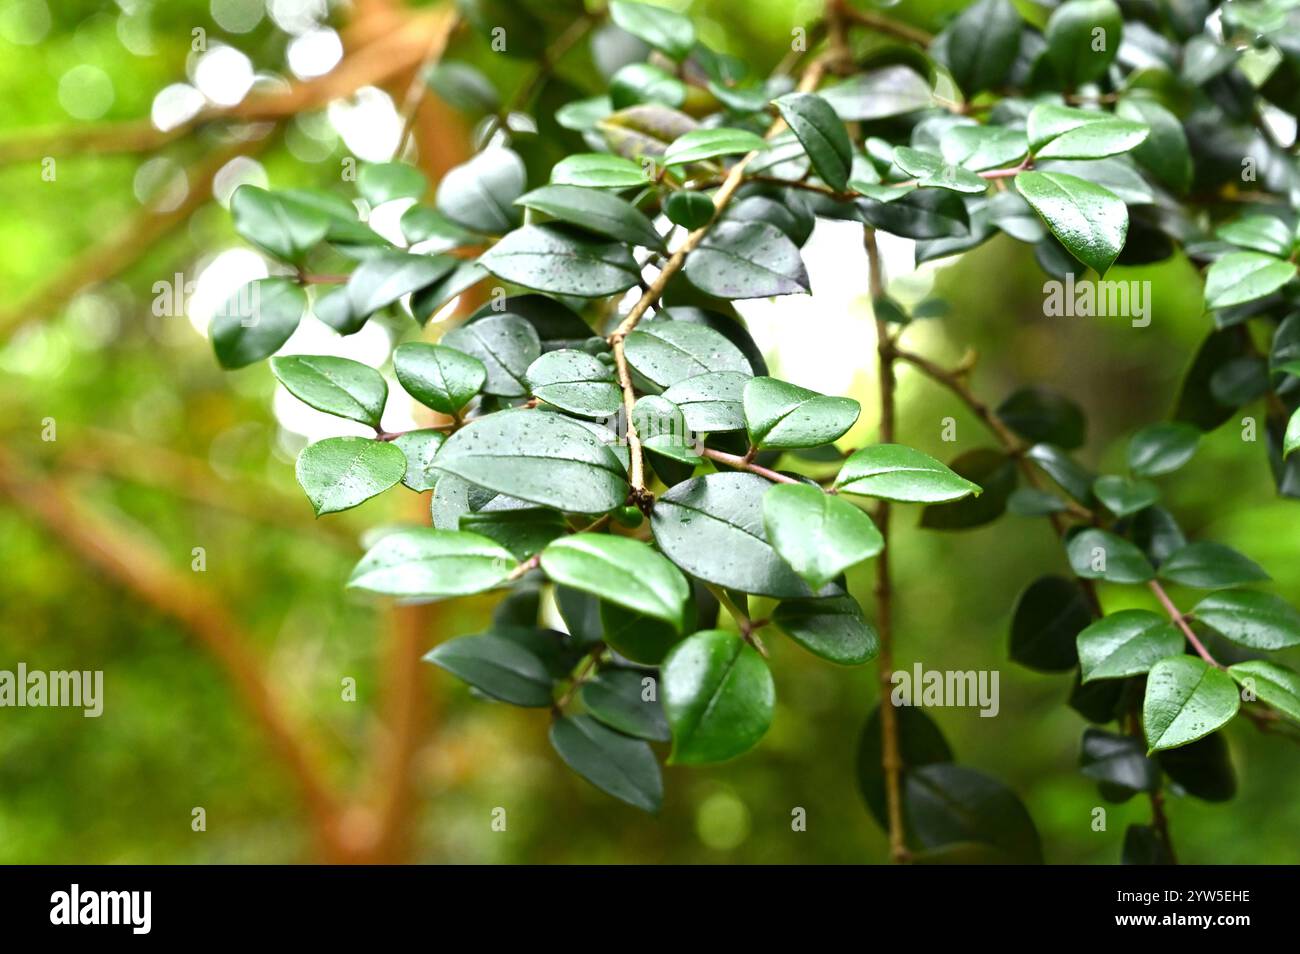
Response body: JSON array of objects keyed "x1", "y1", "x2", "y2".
[
  {"x1": 329, "y1": 87, "x2": 402, "y2": 162},
  {"x1": 270, "y1": 0, "x2": 327, "y2": 36},
  {"x1": 287, "y1": 27, "x2": 342, "y2": 79},
  {"x1": 193, "y1": 44, "x2": 255, "y2": 107}
]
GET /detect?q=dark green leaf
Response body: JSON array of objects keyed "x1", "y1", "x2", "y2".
[
  {"x1": 358, "y1": 162, "x2": 427, "y2": 205},
  {"x1": 1015, "y1": 170, "x2": 1128, "y2": 275},
  {"x1": 742, "y1": 376, "x2": 859, "y2": 449},
  {"x1": 441, "y1": 314, "x2": 540, "y2": 398},
  {"x1": 1228, "y1": 659, "x2": 1300, "y2": 722},
  {"x1": 550, "y1": 152, "x2": 651, "y2": 189},
  {"x1": 1067, "y1": 528, "x2": 1155, "y2": 583},
  {"x1": 919, "y1": 449, "x2": 1017, "y2": 530},
  {"x1": 581, "y1": 667, "x2": 671, "y2": 741},
  {"x1": 662, "y1": 629, "x2": 775, "y2": 764},
  {"x1": 211, "y1": 279, "x2": 305, "y2": 370},
  {"x1": 549, "y1": 714, "x2": 663, "y2": 812},
  {"x1": 393, "y1": 342, "x2": 486, "y2": 414},
  {"x1": 660, "y1": 370, "x2": 747, "y2": 432},
  {"x1": 624, "y1": 317, "x2": 751, "y2": 391},
  {"x1": 1080, "y1": 728, "x2": 1158, "y2": 794},
  {"x1": 1157, "y1": 732, "x2": 1236, "y2": 801},
  {"x1": 1044, "y1": 0, "x2": 1121, "y2": 86},
  {"x1": 1203, "y1": 251, "x2": 1296, "y2": 309},
  {"x1": 684, "y1": 221, "x2": 809, "y2": 299},
  {"x1": 932, "y1": 0, "x2": 1021, "y2": 96},
  {"x1": 774, "y1": 92, "x2": 852, "y2": 191},
  {"x1": 347, "y1": 252, "x2": 455, "y2": 317},
  {"x1": 662, "y1": 127, "x2": 768, "y2": 166},
  {"x1": 436, "y1": 147, "x2": 526, "y2": 234},
  {"x1": 773, "y1": 594, "x2": 879, "y2": 665},
  {"x1": 229, "y1": 185, "x2": 329, "y2": 263},
  {"x1": 525, "y1": 349, "x2": 621, "y2": 417},
  {"x1": 426, "y1": 633, "x2": 553, "y2": 707},
  {"x1": 665, "y1": 190, "x2": 716, "y2": 229},
  {"x1": 1127, "y1": 422, "x2": 1200, "y2": 476},
  {"x1": 515, "y1": 184, "x2": 664, "y2": 250},
  {"x1": 1093, "y1": 475, "x2": 1159, "y2": 517},
  {"x1": 609, "y1": 0, "x2": 695, "y2": 59},
  {"x1": 996, "y1": 386, "x2": 1086, "y2": 449},
  {"x1": 904, "y1": 764, "x2": 1043, "y2": 863},
  {"x1": 1027, "y1": 104, "x2": 1148, "y2": 160},
  {"x1": 1010, "y1": 575, "x2": 1092, "y2": 672},
  {"x1": 1158, "y1": 542, "x2": 1269, "y2": 589},
  {"x1": 1192, "y1": 590, "x2": 1300, "y2": 649},
  {"x1": 391, "y1": 429, "x2": 446, "y2": 492}
]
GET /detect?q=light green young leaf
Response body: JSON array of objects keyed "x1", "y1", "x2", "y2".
[
  {"x1": 350, "y1": 527, "x2": 517, "y2": 596},
  {"x1": 296, "y1": 437, "x2": 406, "y2": 516},
  {"x1": 271, "y1": 355, "x2": 388, "y2": 428},
  {"x1": 834, "y1": 443, "x2": 982, "y2": 503},
  {"x1": 541, "y1": 533, "x2": 691, "y2": 632},
  {"x1": 1143, "y1": 655, "x2": 1240, "y2": 753},
  {"x1": 763, "y1": 483, "x2": 882, "y2": 590}
]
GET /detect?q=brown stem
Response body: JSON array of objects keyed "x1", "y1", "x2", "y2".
[
  {"x1": 1147, "y1": 580, "x2": 1223, "y2": 668},
  {"x1": 833, "y1": 0, "x2": 934, "y2": 45},
  {"x1": 699, "y1": 446, "x2": 800, "y2": 484},
  {"x1": 865, "y1": 228, "x2": 908, "y2": 864}
]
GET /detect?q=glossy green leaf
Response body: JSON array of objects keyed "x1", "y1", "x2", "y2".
[
  {"x1": 525, "y1": 349, "x2": 621, "y2": 417},
  {"x1": 350, "y1": 527, "x2": 516, "y2": 597},
  {"x1": 550, "y1": 713, "x2": 662, "y2": 812},
  {"x1": 391, "y1": 429, "x2": 446, "y2": 492},
  {"x1": 632, "y1": 395, "x2": 700, "y2": 464},
  {"x1": 660, "y1": 370, "x2": 747, "y2": 432},
  {"x1": 1228, "y1": 660, "x2": 1300, "y2": 722},
  {"x1": 1093, "y1": 475, "x2": 1159, "y2": 517},
  {"x1": 479, "y1": 224, "x2": 640, "y2": 297},
  {"x1": 295, "y1": 437, "x2": 406, "y2": 516},
  {"x1": 1078, "y1": 609, "x2": 1185, "y2": 682},
  {"x1": 743, "y1": 376, "x2": 859, "y2": 449},
  {"x1": 426, "y1": 633, "x2": 553, "y2": 707},
  {"x1": 892, "y1": 146, "x2": 988, "y2": 194},
  {"x1": 358, "y1": 162, "x2": 427, "y2": 205},
  {"x1": 932, "y1": 0, "x2": 1021, "y2": 96},
  {"x1": 624, "y1": 317, "x2": 751, "y2": 391},
  {"x1": 1214, "y1": 214, "x2": 1294, "y2": 257},
  {"x1": 515, "y1": 184, "x2": 664, "y2": 250},
  {"x1": 772, "y1": 594, "x2": 879, "y2": 665},
  {"x1": 1080, "y1": 728, "x2": 1158, "y2": 795},
  {"x1": 1014, "y1": 171, "x2": 1128, "y2": 275},
  {"x1": 1027, "y1": 104, "x2": 1148, "y2": 160},
  {"x1": 541, "y1": 534, "x2": 690, "y2": 632},
  {"x1": 1286, "y1": 407, "x2": 1300, "y2": 458},
  {"x1": 393, "y1": 342, "x2": 486, "y2": 414},
  {"x1": 1067, "y1": 528, "x2": 1154, "y2": 583},
  {"x1": 665, "y1": 190, "x2": 715, "y2": 229},
  {"x1": 441, "y1": 314, "x2": 541, "y2": 398},
  {"x1": 1143, "y1": 656, "x2": 1240, "y2": 753},
  {"x1": 550, "y1": 152, "x2": 650, "y2": 189},
  {"x1": 435, "y1": 147, "x2": 526, "y2": 234},
  {"x1": 774, "y1": 92, "x2": 852, "y2": 191},
  {"x1": 685, "y1": 221, "x2": 809, "y2": 299},
  {"x1": 580, "y1": 667, "x2": 671, "y2": 741},
  {"x1": 1127, "y1": 422, "x2": 1200, "y2": 476},
  {"x1": 347, "y1": 252, "x2": 455, "y2": 317},
  {"x1": 996, "y1": 386, "x2": 1086, "y2": 449},
  {"x1": 1158, "y1": 542, "x2": 1269, "y2": 589},
  {"x1": 818, "y1": 65, "x2": 933, "y2": 121},
  {"x1": 610, "y1": 62, "x2": 686, "y2": 109},
  {"x1": 609, "y1": 0, "x2": 694, "y2": 59},
  {"x1": 919, "y1": 449, "x2": 1017, "y2": 530},
  {"x1": 662, "y1": 127, "x2": 768, "y2": 166},
  {"x1": 652, "y1": 472, "x2": 816, "y2": 598},
  {"x1": 939, "y1": 125, "x2": 1028, "y2": 172},
  {"x1": 835, "y1": 443, "x2": 981, "y2": 503},
  {"x1": 434, "y1": 409, "x2": 628, "y2": 514},
  {"x1": 270, "y1": 355, "x2": 387, "y2": 428},
  {"x1": 904, "y1": 763, "x2": 1043, "y2": 863},
  {"x1": 1192, "y1": 590, "x2": 1300, "y2": 649},
  {"x1": 762, "y1": 483, "x2": 882, "y2": 590},
  {"x1": 1044, "y1": 0, "x2": 1121, "y2": 86},
  {"x1": 1116, "y1": 98, "x2": 1192, "y2": 194},
  {"x1": 1203, "y1": 252, "x2": 1297, "y2": 309},
  {"x1": 229, "y1": 185, "x2": 329, "y2": 263},
  {"x1": 211, "y1": 279, "x2": 306, "y2": 370},
  {"x1": 662, "y1": 629, "x2": 775, "y2": 764}
]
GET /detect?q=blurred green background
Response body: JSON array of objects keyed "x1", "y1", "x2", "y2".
[{"x1": 0, "y1": 0, "x2": 1297, "y2": 864}]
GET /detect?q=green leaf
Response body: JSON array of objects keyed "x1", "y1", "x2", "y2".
[
  {"x1": 210, "y1": 279, "x2": 305, "y2": 370},
  {"x1": 1116, "y1": 98, "x2": 1192, "y2": 194},
  {"x1": 660, "y1": 370, "x2": 747, "y2": 432},
  {"x1": 598, "y1": 103, "x2": 699, "y2": 160},
  {"x1": 541, "y1": 534, "x2": 690, "y2": 632},
  {"x1": 1080, "y1": 728, "x2": 1159, "y2": 796},
  {"x1": 892, "y1": 146, "x2": 988, "y2": 194},
  {"x1": 610, "y1": 62, "x2": 686, "y2": 110},
  {"x1": 662, "y1": 629, "x2": 775, "y2": 764},
  {"x1": 904, "y1": 764, "x2": 1043, "y2": 863},
  {"x1": 424, "y1": 61, "x2": 499, "y2": 115},
  {"x1": 652, "y1": 472, "x2": 817, "y2": 598},
  {"x1": 1066, "y1": 528, "x2": 1155, "y2": 583},
  {"x1": 580, "y1": 667, "x2": 671, "y2": 741},
  {"x1": 391, "y1": 429, "x2": 446, "y2": 492},
  {"x1": 624, "y1": 317, "x2": 751, "y2": 391},
  {"x1": 270, "y1": 355, "x2": 387, "y2": 428},
  {"x1": 1122, "y1": 824, "x2": 1174, "y2": 865},
  {"x1": 295, "y1": 437, "x2": 406, "y2": 516},
  {"x1": 996, "y1": 386, "x2": 1086, "y2": 449},
  {"x1": 857, "y1": 187, "x2": 971, "y2": 239},
  {"x1": 441, "y1": 314, "x2": 541, "y2": 398},
  {"x1": 393, "y1": 342, "x2": 486, "y2": 415},
  {"x1": 1078, "y1": 609, "x2": 1185, "y2": 682},
  {"x1": 939, "y1": 125, "x2": 1028, "y2": 172},
  {"x1": 743, "y1": 376, "x2": 859, "y2": 449},
  {"x1": 1228, "y1": 660, "x2": 1300, "y2": 722},
  {"x1": 662, "y1": 127, "x2": 768, "y2": 166},
  {"x1": 1014, "y1": 170, "x2": 1128, "y2": 275},
  {"x1": 1157, "y1": 731, "x2": 1235, "y2": 802},
  {"x1": 1026, "y1": 104, "x2": 1148, "y2": 160},
  {"x1": 549, "y1": 714, "x2": 663, "y2": 812},
  {"x1": 435, "y1": 147, "x2": 526, "y2": 234},
  {"x1": 774, "y1": 92, "x2": 852, "y2": 191},
  {"x1": 1143, "y1": 656, "x2": 1240, "y2": 753},
  {"x1": 919, "y1": 449, "x2": 1017, "y2": 530},
  {"x1": 515, "y1": 184, "x2": 664, "y2": 250},
  {"x1": 347, "y1": 252, "x2": 455, "y2": 317},
  {"x1": 434, "y1": 409, "x2": 629, "y2": 514},
  {"x1": 932, "y1": 0, "x2": 1021, "y2": 96},
  {"x1": 772, "y1": 594, "x2": 879, "y2": 665},
  {"x1": 609, "y1": 0, "x2": 695, "y2": 60},
  {"x1": 350, "y1": 527, "x2": 515, "y2": 597},
  {"x1": 819, "y1": 65, "x2": 933, "y2": 121},
  {"x1": 1286, "y1": 407, "x2": 1300, "y2": 458},
  {"x1": 460, "y1": 509, "x2": 566, "y2": 560},
  {"x1": 1214, "y1": 214, "x2": 1294, "y2": 257},
  {"x1": 479, "y1": 224, "x2": 640, "y2": 297},
  {"x1": 411, "y1": 261, "x2": 489, "y2": 325},
  {"x1": 633, "y1": 395, "x2": 701, "y2": 464},
  {"x1": 1159, "y1": 542, "x2": 1269, "y2": 590},
  {"x1": 1093, "y1": 475, "x2": 1159, "y2": 517},
  {"x1": 857, "y1": 705, "x2": 953, "y2": 833},
  {"x1": 426, "y1": 633, "x2": 553, "y2": 707},
  {"x1": 1192, "y1": 590, "x2": 1300, "y2": 650},
  {"x1": 1010, "y1": 575, "x2": 1092, "y2": 673},
  {"x1": 665, "y1": 190, "x2": 715, "y2": 229},
  {"x1": 229, "y1": 186, "x2": 329, "y2": 263},
  {"x1": 1044, "y1": 0, "x2": 1121, "y2": 87},
  {"x1": 1026, "y1": 443, "x2": 1095, "y2": 502},
  {"x1": 1203, "y1": 251, "x2": 1297, "y2": 309},
  {"x1": 762, "y1": 484, "x2": 882, "y2": 590},
  {"x1": 835, "y1": 443, "x2": 981, "y2": 503},
  {"x1": 525, "y1": 349, "x2": 621, "y2": 418},
  {"x1": 1127, "y1": 422, "x2": 1200, "y2": 476},
  {"x1": 550, "y1": 152, "x2": 650, "y2": 189},
  {"x1": 358, "y1": 161, "x2": 427, "y2": 205},
  {"x1": 685, "y1": 221, "x2": 809, "y2": 299},
  {"x1": 600, "y1": 603, "x2": 684, "y2": 664}
]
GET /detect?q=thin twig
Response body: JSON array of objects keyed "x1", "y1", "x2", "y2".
[{"x1": 699, "y1": 446, "x2": 800, "y2": 484}]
